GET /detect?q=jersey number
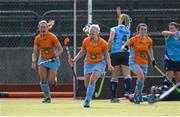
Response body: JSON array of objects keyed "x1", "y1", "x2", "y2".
[{"x1": 122, "y1": 35, "x2": 127, "y2": 42}]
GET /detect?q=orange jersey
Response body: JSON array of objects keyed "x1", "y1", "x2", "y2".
[
  {"x1": 34, "y1": 32, "x2": 61, "y2": 59},
  {"x1": 126, "y1": 35, "x2": 152, "y2": 65},
  {"x1": 81, "y1": 37, "x2": 108, "y2": 64}
]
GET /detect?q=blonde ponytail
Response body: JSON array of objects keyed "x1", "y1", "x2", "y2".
[
  {"x1": 47, "y1": 20, "x2": 55, "y2": 30},
  {"x1": 118, "y1": 14, "x2": 131, "y2": 29},
  {"x1": 38, "y1": 20, "x2": 55, "y2": 30}
]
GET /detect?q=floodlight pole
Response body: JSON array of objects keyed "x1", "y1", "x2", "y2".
[{"x1": 88, "y1": 0, "x2": 92, "y2": 23}]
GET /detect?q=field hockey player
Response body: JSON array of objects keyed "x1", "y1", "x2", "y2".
[{"x1": 32, "y1": 20, "x2": 63, "y2": 103}]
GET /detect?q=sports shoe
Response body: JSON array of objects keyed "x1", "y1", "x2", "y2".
[
  {"x1": 126, "y1": 93, "x2": 134, "y2": 103},
  {"x1": 124, "y1": 91, "x2": 132, "y2": 98},
  {"x1": 148, "y1": 94, "x2": 156, "y2": 103},
  {"x1": 139, "y1": 94, "x2": 143, "y2": 102},
  {"x1": 83, "y1": 100, "x2": 90, "y2": 108},
  {"x1": 42, "y1": 97, "x2": 51, "y2": 103},
  {"x1": 134, "y1": 95, "x2": 140, "y2": 104},
  {"x1": 110, "y1": 98, "x2": 120, "y2": 103}
]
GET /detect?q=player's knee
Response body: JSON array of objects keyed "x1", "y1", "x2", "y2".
[
  {"x1": 138, "y1": 76, "x2": 145, "y2": 80},
  {"x1": 112, "y1": 69, "x2": 119, "y2": 74},
  {"x1": 111, "y1": 75, "x2": 119, "y2": 81},
  {"x1": 90, "y1": 78, "x2": 97, "y2": 83},
  {"x1": 138, "y1": 74, "x2": 145, "y2": 80},
  {"x1": 90, "y1": 71, "x2": 101, "y2": 83},
  {"x1": 90, "y1": 75, "x2": 99, "y2": 83},
  {"x1": 165, "y1": 71, "x2": 174, "y2": 80}
]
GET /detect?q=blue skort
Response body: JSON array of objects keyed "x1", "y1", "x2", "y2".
[
  {"x1": 38, "y1": 57, "x2": 60, "y2": 70},
  {"x1": 84, "y1": 60, "x2": 106, "y2": 75},
  {"x1": 130, "y1": 63, "x2": 148, "y2": 74}
]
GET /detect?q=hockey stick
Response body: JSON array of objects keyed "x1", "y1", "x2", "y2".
[
  {"x1": 38, "y1": 58, "x2": 56, "y2": 65},
  {"x1": 149, "y1": 82, "x2": 180, "y2": 103},
  {"x1": 64, "y1": 37, "x2": 77, "y2": 80},
  {"x1": 153, "y1": 65, "x2": 180, "y2": 93},
  {"x1": 159, "y1": 82, "x2": 180, "y2": 100},
  {"x1": 94, "y1": 72, "x2": 106, "y2": 98}
]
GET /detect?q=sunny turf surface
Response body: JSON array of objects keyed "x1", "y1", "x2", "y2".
[{"x1": 0, "y1": 98, "x2": 180, "y2": 116}]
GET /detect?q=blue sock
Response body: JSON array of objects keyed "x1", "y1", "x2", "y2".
[
  {"x1": 85, "y1": 82, "x2": 96, "y2": 102},
  {"x1": 134, "y1": 80, "x2": 144, "y2": 98},
  {"x1": 124, "y1": 75, "x2": 132, "y2": 92},
  {"x1": 40, "y1": 81, "x2": 51, "y2": 99},
  {"x1": 140, "y1": 80, "x2": 144, "y2": 94},
  {"x1": 110, "y1": 79, "x2": 118, "y2": 98},
  {"x1": 134, "y1": 83, "x2": 138, "y2": 96}
]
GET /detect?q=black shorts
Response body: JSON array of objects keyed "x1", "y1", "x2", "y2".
[
  {"x1": 110, "y1": 52, "x2": 129, "y2": 66},
  {"x1": 164, "y1": 59, "x2": 180, "y2": 72}
]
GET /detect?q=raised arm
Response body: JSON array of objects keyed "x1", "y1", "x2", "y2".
[{"x1": 162, "y1": 31, "x2": 177, "y2": 37}]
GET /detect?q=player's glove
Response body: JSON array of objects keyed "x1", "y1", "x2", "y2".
[
  {"x1": 50, "y1": 57, "x2": 57, "y2": 62},
  {"x1": 120, "y1": 45, "x2": 129, "y2": 52},
  {"x1": 68, "y1": 56, "x2": 74, "y2": 68},
  {"x1": 151, "y1": 60, "x2": 157, "y2": 67}
]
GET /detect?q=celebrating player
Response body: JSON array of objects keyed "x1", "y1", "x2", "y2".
[
  {"x1": 122, "y1": 23, "x2": 156, "y2": 104},
  {"x1": 68, "y1": 24, "x2": 113, "y2": 108},
  {"x1": 108, "y1": 6, "x2": 132, "y2": 103},
  {"x1": 32, "y1": 20, "x2": 63, "y2": 103}
]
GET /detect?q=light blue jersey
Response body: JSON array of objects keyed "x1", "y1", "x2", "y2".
[
  {"x1": 110, "y1": 24, "x2": 130, "y2": 54},
  {"x1": 165, "y1": 35, "x2": 180, "y2": 61}
]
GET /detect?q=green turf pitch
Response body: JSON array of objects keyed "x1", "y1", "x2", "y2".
[{"x1": 0, "y1": 98, "x2": 180, "y2": 116}]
